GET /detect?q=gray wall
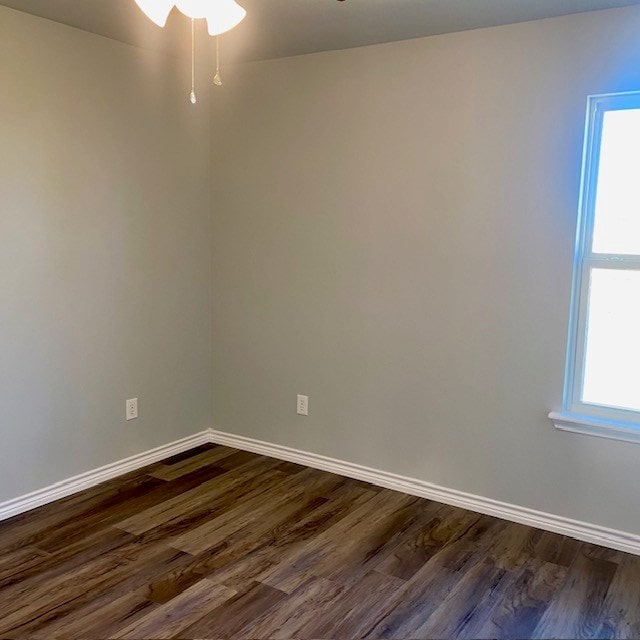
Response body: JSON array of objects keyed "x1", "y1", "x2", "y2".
[
  {"x1": 0, "y1": 6, "x2": 212, "y2": 501},
  {"x1": 211, "y1": 6, "x2": 640, "y2": 534}
]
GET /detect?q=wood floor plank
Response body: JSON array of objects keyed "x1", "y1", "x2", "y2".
[
  {"x1": 274, "y1": 461, "x2": 308, "y2": 475},
  {"x1": 170, "y1": 467, "x2": 343, "y2": 556},
  {"x1": 203, "y1": 483, "x2": 376, "y2": 590},
  {"x1": 125, "y1": 496, "x2": 334, "y2": 604},
  {"x1": 484, "y1": 521, "x2": 544, "y2": 571},
  {"x1": 178, "y1": 580, "x2": 288, "y2": 638},
  {"x1": 150, "y1": 446, "x2": 239, "y2": 481},
  {"x1": 297, "y1": 569, "x2": 406, "y2": 638},
  {"x1": 238, "y1": 577, "x2": 345, "y2": 639},
  {"x1": 322, "y1": 496, "x2": 438, "y2": 587},
  {"x1": 0, "y1": 473, "x2": 165, "y2": 554},
  {"x1": 0, "y1": 445, "x2": 636, "y2": 639},
  {"x1": 0, "y1": 546, "x2": 49, "y2": 584},
  {"x1": 410, "y1": 557, "x2": 509, "y2": 638},
  {"x1": 532, "y1": 551, "x2": 618, "y2": 638},
  {"x1": 259, "y1": 488, "x2": 418, "y2": 594},
  {"x1": 114, "y1": 579, "x2": 237, "y2": 639},
  {"x1": 360, "y1": 512, "x2": 507, "y2": 637},
  {"x1": 0, "y1": 544, "x2": 191, "y2": 636},
  {"x1": 361, "y1": 560, "x2": 464, "y2": 638},
  {"x1": 216, "y1": 450, "x2": 267, "y2": 469},
  {"x1": 375, "y1": 503, "x2": 453, "y2": 580},
  {"x1": 0, "y1": 527, "x2": 137, "y2": 591},
  {"x1": 31, "y1": 584, "x2": 160, "y2": 640},
  {"x1": 115, "y1": 456, "x2": 284, "y2": 536},
  {"x1": 0, "y1": 463, "x2": 165, "y2": 538},
  {"x1": 534, "y1": 530, "x2": 582, "y2": 567},
  {"x1": 35, "y1": 464, "x2": 229, "y2": 554},
  {"x1": 160, "y1": 443, "x2": 220, "y2": 466},
  {"x1": 469, "y1": 559, "x2": 568, "y2": 639},
  {"x1": 598, "y1": 555, "x2": 640, "y2": 639},
  {"x1": 437, "y1": 513, "x2": 508, "y2": 572}
]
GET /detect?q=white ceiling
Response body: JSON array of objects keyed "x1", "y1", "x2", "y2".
[{"x1": 2, "y1": 0, "x2": 640, "y2": 62}]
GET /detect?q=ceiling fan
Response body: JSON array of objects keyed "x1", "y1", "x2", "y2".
[{"x1": 133, "y1": 0, "x2": 347, "y2": 103}]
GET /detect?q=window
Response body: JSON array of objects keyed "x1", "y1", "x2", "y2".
[{"x1": 550, "y1": 92, "x2": 640, "y2": 442}]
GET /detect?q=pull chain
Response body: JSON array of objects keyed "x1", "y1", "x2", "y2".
[
  {"x1": 190, "y1": 18, "x2": 197, "y2": 104},
  {"x1": 213, "y1": 35, "x2": 222, "y2": 86}
]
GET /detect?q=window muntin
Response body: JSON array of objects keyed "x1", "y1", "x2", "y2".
[{"x1": 564, "y1": 92, "x2": 640, "y2": 428}]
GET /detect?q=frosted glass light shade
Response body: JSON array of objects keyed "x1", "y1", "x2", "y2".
[
  {"x1": 204, "y1": 0, "x2": 246, "y2": 35},
  {"x1": 135, "y1": 0, "x2": 246, "y2": 35},
  {"x1": 134, "y1": 0, "x2": 174, "y2": 27},
  {"x1": 175, "y1": 0, "x2": 210, "y2": 19}
]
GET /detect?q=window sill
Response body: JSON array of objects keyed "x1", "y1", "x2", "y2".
[{"x1": 549, "y1": 411, "x2": 640, "y2": 444}]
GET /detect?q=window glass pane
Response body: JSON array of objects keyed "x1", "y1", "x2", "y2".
[
  {"x1": 582, "y1": 268, "x2": 640, "y2": 412},
  {"x1": 592, "y1": 108, "x2": 640, "y2": 255}
]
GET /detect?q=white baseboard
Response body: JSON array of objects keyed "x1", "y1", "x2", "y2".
[
  {"x1": 2, "y1": 426, "x2": 639, "y2": 557},
  {"x1": 0, "y1": 430, "x2": 211, "y2": 522},
  {"x1": 208, "y1": 428, "x2": 640, "y2": 556}
]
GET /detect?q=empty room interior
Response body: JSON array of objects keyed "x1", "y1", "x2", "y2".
[{"x1": 2, "y1": 0, "x2": 640, "y2": 637}]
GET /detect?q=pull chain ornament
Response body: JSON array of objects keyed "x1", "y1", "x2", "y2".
[
  {"x1": 190, "y1": 18, "x2": 197, "y2": 103},
  {"x1": 213, "y1": 35, "x2": 223, "y2": 86}
]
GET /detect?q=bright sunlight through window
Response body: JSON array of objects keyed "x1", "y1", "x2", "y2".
[{"x1": 553, "y1": 92, "x2": 640, "y2": 438}]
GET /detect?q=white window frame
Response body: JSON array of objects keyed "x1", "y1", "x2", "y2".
[{"x1": 550, "y1": 91, "x2": 640, "y2": 443}]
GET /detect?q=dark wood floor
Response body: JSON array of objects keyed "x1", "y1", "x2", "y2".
[{"x1": 0, "y1": 444, "x2": 638, "y2": 638}]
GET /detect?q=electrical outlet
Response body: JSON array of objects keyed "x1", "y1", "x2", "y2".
[
  {"x1": 126, "y1": 398, "x2": 138, "y2": 421},
  {"x1": 297, "y1": 394, "x2": 309, "y2": 416}
]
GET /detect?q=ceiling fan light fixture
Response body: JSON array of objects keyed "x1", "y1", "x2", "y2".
[
  {"x1": 133, "y1": 0, "x2": 174, "y2": 27},
  {"x1": 174, "y1": 0, "x2": 210, "y2": 20},
  {"x1": 135, "y1": 0, "x2": 246, "y2": 35},
  {"x1": 204, "y1": 0, "x2": 246, "y2": 36}
]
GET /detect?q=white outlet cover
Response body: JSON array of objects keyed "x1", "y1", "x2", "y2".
[
  {"x1": 297, "y1": 394, "x2": 309, "y2": 416},
  {"x1": 126, "y1": 398, "x2": 139, "y2": 421}
]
